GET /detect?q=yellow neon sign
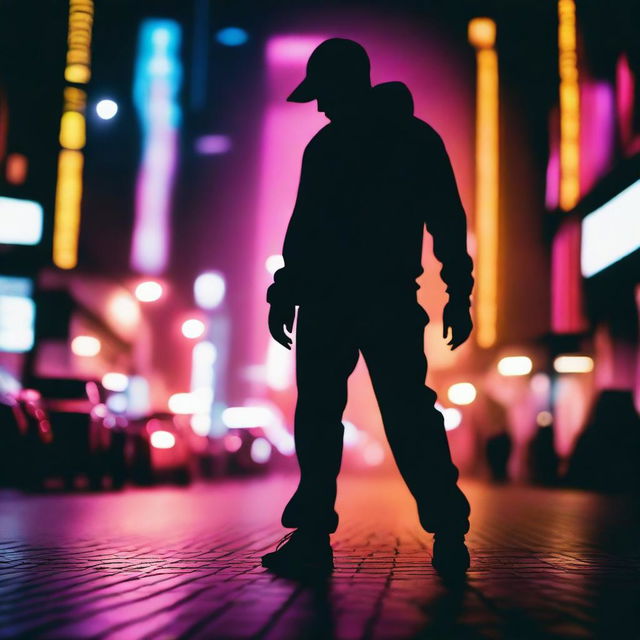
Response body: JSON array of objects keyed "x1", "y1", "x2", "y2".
[
  {"x1": 65, "y1": 0, "x2": 94, "y2": 84},
  {"x1": 558, "y1": 0, "x2": 580, "y2": 210},
  {"x1": 53, "y1": 150, "x2": 84, "y2": 270},
  {"x1": 469, "y1": 18, "x2": 499, "y2": 348},
  {"x1": 53, "y1": 0, "x2": 93, "y2": 269}
]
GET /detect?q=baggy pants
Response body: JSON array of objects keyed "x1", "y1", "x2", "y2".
[{"x1": 282, "y1": 295, "x2": 470, "y2": 535}]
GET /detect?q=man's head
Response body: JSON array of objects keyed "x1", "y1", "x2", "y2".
[{"x1": 287, "y1": 38, "x2": 371, "y2": 120}]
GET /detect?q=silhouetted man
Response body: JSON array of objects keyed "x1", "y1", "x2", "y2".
[{"x1": 262, "y1": 38, "x2": 474, "y2": 579}]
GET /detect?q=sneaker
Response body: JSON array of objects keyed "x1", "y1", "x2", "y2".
[
  {"x1": 261, "y1": 529, "x2": 333, "y2": 577},
  {"x1": 431, "y1": 534, "x2": 470, "y2": 578}
]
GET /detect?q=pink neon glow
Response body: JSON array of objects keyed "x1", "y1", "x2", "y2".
[
  {"x1": 266, "y1": 36, "x2": 325, "y2": 64},
  {"x1": 551, "y1": 217, "x2": 587, "y2": 334},
  {"x1": 616, "y1": 54, "x2": 640, "y2": 156},
  {"x1": 545, "y1": 107, "x2": 560, "y2": 210},
  {"x1": 580, "y1": 80, "x2": 615, "y2": 196},
  {"x1": 251, "y1": 19, "x2": 474, "y2": 468}
]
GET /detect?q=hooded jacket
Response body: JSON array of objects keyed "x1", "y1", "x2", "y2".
[{"x1": 267, "y1": 81, "x2": 474, "y2": 308}]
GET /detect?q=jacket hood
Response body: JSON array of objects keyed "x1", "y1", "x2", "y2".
[{"x1": 371, "y1": 81, "x2": 414, "y2": 118}]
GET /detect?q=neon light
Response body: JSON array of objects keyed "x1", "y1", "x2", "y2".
[
  {"x1": 447, "y1": 382, "x2": 477, "y2": 406},
  {"x1": 131, "y1": 20, "x2": 182, "y2": 275},
  {"x1": 64, "y1": 0, "x2": 94, "y2": 84},
  {"x1": 71, "y1": 335, "x2": 101, "y2": 357},
  {"x1": 553, "y1": 355, "x2": 594, "y2": 373},
  {"x1": 558, "y1": 0, "x2": 580, "y2": 210},
  {"x1": 222, "y1": 406, "x2": 274, "y2": 429},
  {"x1": 102, "y1": 372, "x2": 129, "y2": 392},
  {"x1": 552, "y1": 217, "x2": 585, "y2": 333},
  {"x1": 469, "y1": 18, "x2": 499, "y2": 348},
  {"x1": 53, "y1": 150, "x2": 84, "y2": 269},
  {"x1": 194, "y1": 271, "x2": 225, "y2": 309},
  {"x1": 0, "y1": 277, "x2": 35, "y2": 353},
  {"x1": 497, "y1": 356, "x2": 533, "y2": 376},
  {"x1": 150, "y1": 430, "x2": 175, "y2": 449},
  {"x1": 216, "y1": 27, "x2": 249, "y2": 47},
  {"x1": 581, "y1": 179, "x2": 640, "y2": 277},
  {"x1": 0, "y1": 197, "x2": 43, "y2": 245},
  {"x1": 182, "y1": 318, "x2": 206, "y2": 339},
  {"x1": 6, "y1": 153, "x2": 28, "y2": 185},
  {"x1": 194, "y1": 134, "x2": 231, "y2": 155},
  {"x1": 54, "y1": 19, "x2": 93, "y2": 270},
  {"x1": 135, "y1": 280, "x2": 163, "y2": 302},
  {"x1": 190, "y1": 341, "x2": 216, "y2": 434},
  {"x1": 250, "y1": 437, "x2": 271, "y2": 463}
]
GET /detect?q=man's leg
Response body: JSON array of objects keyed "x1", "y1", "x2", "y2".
[
  {"x1": 358, "y1": 301, "x2": 470, "y2": 536},
  {"x1": 281, "y1": 304, "x2": 360, "y2": 533}
]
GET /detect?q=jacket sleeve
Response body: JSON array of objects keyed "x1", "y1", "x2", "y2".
[
  {"x1": 266, "y1": 144, "x2": 316, "y2": 306},
  {"x1": 424, "y1": 134, "x2": 474, "y2": 305}
]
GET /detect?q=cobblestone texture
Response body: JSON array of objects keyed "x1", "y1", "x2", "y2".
[{"x1": 1, "y1": 476, "x2": 639, "y2": 639}]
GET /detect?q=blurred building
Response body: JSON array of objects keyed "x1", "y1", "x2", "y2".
[{"x1": 0, "y1": 0, "x2": 637, "y2": 481}]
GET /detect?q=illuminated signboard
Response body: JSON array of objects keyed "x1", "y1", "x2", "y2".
[
  {"x1": 53, "y1": 2, "x2": 94, "y2": 269},
  {"x1": 581, "y1": 178, "x2": 640, "y2": 277},
  {"x1": 130, "y1": 19, "x2": 182, "y2": 275},
  {"x1": 0, "y1": 276, "x2": 35, "y2": 353},
  {"x1": 0, "y1": 197, "x2": 43, "y2": 245},
  {"x1": 65, "y1": 0, "x2": 94, "y2": 84},
  {"x1": 468, "y1": 18, "x2": 499, "y2": 348}
]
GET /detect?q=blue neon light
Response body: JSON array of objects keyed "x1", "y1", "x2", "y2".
[{"x1": 216, "y1": 27, "x2": 249, "y2": 47}]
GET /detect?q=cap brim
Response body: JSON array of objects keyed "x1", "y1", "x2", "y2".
[{"x1": 287, "y1": 77, "x2": 316, "y2": 103}]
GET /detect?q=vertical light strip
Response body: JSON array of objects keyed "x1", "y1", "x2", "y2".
[
  {"x1": 558, "y1": 0, "x2": 580, "y2": 210},
  {"x1": 130, "y1": 20, "x2": 182, "y2": 275},
  {"x1": 469, "y1": 18, "x2": 499, "y2": 348},
  {"x1": 53, "y1": 0, "x2": 94, "y2": 269}
]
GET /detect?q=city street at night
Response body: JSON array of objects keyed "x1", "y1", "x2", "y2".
[
  {"x1": 1, "y1": 0, "x2": 640, "y2": 638},
  {"x1": 1, "y1": 475, "x2": 639, "y2": 640}
]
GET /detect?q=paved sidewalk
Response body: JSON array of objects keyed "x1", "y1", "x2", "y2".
[{"x1": 1, "y1": 475, "x2": 639, "y2": 639}]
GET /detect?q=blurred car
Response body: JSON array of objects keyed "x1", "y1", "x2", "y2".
[
  {"x1": 128, "y1": 412, "x2": 192, "y2": 485},
  {"x1": 25, "y1": 378, "x2": 127, "y2": 490},
  {"x1": 0, "y1": 392, "x2": 30, "y2": 487}
]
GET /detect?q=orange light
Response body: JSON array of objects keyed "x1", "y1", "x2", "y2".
[
  {"x1": 64, "y1": 0, "x2": 94, "y2": 85},
  {"x1": 558, "y1": 0, "x2": 580, "y2": 210},
  {"x1": 469, "y1": 18, "x2": 499, "y2": 348},
  {"x1": 6, "y1": 153, "x2": 28, "y2": 185}
]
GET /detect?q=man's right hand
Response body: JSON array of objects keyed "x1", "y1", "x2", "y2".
[{"x1": 268, "y1": 303, "x2": 295, "y2": 350}]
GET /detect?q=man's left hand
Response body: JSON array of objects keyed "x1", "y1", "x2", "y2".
[{"x1": 442, "y1": 300, "x2": 473, "y2": 350}]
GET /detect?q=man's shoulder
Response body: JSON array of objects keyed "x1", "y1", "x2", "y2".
[
  {"x1": 304, "y1": 124, "x2": 337, "y2": 155},
  {"x1": 409, "y1": 116, "x2": 444, "y2": 148}
]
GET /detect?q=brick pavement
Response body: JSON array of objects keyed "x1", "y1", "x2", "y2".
[{"x1": 1, "y1": 475, "x2": 639, "y2": 639}]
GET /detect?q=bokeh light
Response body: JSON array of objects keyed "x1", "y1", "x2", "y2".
[
  {"x1": 182, "y1": 318, "x2": 206, "y2": 339},
  {"x1": 447, "y1": 382, "x2": 477, "y2": 405},
  {"x1": 150, "y1": 430, "x2": 176, "y2": 449},
  {"x1": 194, "y1": 271, "x2": 225, "y2": 309},
  {"x1": 71, "y1": 335, "x2": 101, "y2": 357},
  {"x1": 215, "y1": 27, "x2": 249, "y2": 47},
  {"x1": 135, "y1": 280, "x2": 163, "y2": 302},
  {"x1": 96, "y1": 99, "x2": 118, "y2": 120}
]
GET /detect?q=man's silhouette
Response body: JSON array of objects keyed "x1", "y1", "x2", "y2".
[{"x1": 261, "y1": 39, "x2": 474, "y2": 579}]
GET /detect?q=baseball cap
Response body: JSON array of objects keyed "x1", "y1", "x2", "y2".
[{"x1": 287, "y1": 38, "x2": 371, "y2": 103}]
